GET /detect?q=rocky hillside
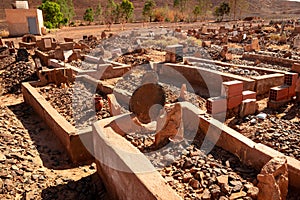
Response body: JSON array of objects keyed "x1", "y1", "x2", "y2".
[{"x1": 1, "y1": 0, "x2": 300, "y2": 22}]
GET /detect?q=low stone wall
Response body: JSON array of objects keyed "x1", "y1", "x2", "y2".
[
  {"x1": 242, "y1": 53, "x2": 300, "y2": 68},
  {"x1": 93, "y1": 115, "x2": 181, "y2": 200},
  {"x1": 161, "y1": 60, "x2": 287, "y2": 96},
  {"x1": 22, "y1": 81, "x2": 94, "y2": 163},
  {"x1": 91, "y1": 108, "x2": 300, "y2": 199},
  {"x1": 49, "y1": 58, "x2": 131, "y2": 80},
  {"x1": 158, "y1": 63, "x2": 255, "y2": 97},
  {"x1": 185, "y1": 57, "x2": 288, "y2": 75},
  {"x1": 252, "y1": 74, "x2": 285, "y2": 96}
]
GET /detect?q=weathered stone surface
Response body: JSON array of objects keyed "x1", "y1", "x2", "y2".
[
  {"x1": 240, "y1": 99, "x2": 257, "y2": 117},
  {"x1": 155, "y1": 103, "x2": 183, "y2": 146},
  {"x1": 247, "y1": 185, "x2": 259, "y2": 199},
  {"x1": 216, "y1": 175, "x2": 228, "y2": 186},
  {"x1": 129, "y1": 83, "x2": 165, "y2": 124},
  {"x1": 229, "y1": 191, "x2": 247, "y2": 199},
  {"x1": 257, "y1": 156, "x2": 288, "y2": 200}
]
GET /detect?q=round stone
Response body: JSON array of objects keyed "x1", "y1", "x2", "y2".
[{"x1": 129, "y1": 83, "x2": 165, "y2": 124}]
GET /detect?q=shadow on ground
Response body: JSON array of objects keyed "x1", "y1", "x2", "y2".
[
  {"x1": 8, "y1": 102, "x2": 85, "y2": 170},
  {"x1": 40, "y1": 172, "x2": 109, "y2": 200}
]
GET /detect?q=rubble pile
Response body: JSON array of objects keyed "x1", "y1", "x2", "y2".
[
  {"x1": 229, "y1": 59, "x2": 291, "y2": 72},
  {"x1": 159, "y1": 144, "x2": 259, "y2": 200},
  {"x1": 0, "y1": 55, "x2": 14, "y2": 70},
  {"x1": 191, "y1": 62, "x2": 262, "y2": 77},
  {"x1": 125, "y1": 128, "x2": 259, "y2": 199},
  {"x1": 69, "y1": 60, "x2": 98, "y2": 70},
  {"x1": 229, "y1": 105, "x2": 300, "y2": 160},
  {"x1": 79, "y1": 35, "x2": 103, "y2": 50},
  {"x1": 114, "y1": 48, "x2": 165, "y2": 66},
  {"x1": 0, "y1": 61, "x2": 37, "y2": 94},
  {"x1": 38, "y1": 82, "x2": 111, "y2": 129}
]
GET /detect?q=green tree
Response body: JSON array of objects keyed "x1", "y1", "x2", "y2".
[
  {"x1": 95, "y1": 2, "x2": 103, "y2": 23},
  {"x1": 83, "y1": 8, "x2": 94, "y2": 24},
  {"x1": 197, "y1": 0, "x2": 212, "y2": 21},
  {"x1": 113, "y1": 3, "x2": 121, "y2": 23},
  {"x1": 143, "y1": 0, "x2": 156, "y2": 22},
  {"x1": 119, "y1": 0, "x2": 134, "y2": 23},
  {"x1": 193, "y1": 5, "x2": 202, "y2": 21},
  {"x1": 214, "y1": 2, "x2": 230, "y2": 22},
  {"x1": 42, "y1": 0, "x2": 75, "y2": 24},
  {"x1": 39, "y1": 1, "x2": 63, "y2": 28}
]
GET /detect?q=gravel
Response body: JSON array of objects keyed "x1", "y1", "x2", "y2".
[
  {"x1": 191, "y1": 62, "x2": 262, "y2": 77},
  {"x1": 230, "y1": 59, "x2": 291, "y2": 72},
  {"x1": 69, "y1": 60, "x2": 98, "y2": 70},
  {"x1": 124, "y1": 128, "x2": 260, "y2": 199},
  {"x1": 38, "y1": 81, "x2": 111, "y2": 130},
  {"x1": 114, "y1": 48, "x2": 166, "y2": 66},
  {"x1": 228, "y1": 103, "x2": 300, "y2": 160},
  {"x1": 0, "y1": 60, "x2": 37, "y2": 95},
  {"x1": 0, "y1": 55, "x2": 14, "y2": 70},
  {"x1": 0, "y1": 104, "x2": 108, "y2": 200}
]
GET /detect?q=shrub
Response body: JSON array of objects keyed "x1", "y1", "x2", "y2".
[
  {"x1": 39, "y1": 1, "x2": 63, "y2": 28},
  {"x1": 83, "y1": 8, "x2": 94, "y2": 24}
]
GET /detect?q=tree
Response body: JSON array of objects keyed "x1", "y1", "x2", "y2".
[
  {"x1": 56, "y1": 0, "x2": 75, "y2": 23},
  {"x1": 104, "y1": 0, "x2": 117, "y2": 31},
  {"x1": 112, "y1": 0, "x2": 134, "y2": 30},
  {"x1": 119, "y1": 0, "x2": 134, "y2": 23},
  {"x1": 95, "y1": 2, "x2": 103, "y2": 23},
  {"x1": 39, "y1": 1, "x2": 63, "y2": 28},
  {"x1": 214, "y1": 2, "x2": 230, "y2": 22},
  {"x1": 83, "y1": 8, "x2": 94, "y2": 24},
  {"x1": 42, "y1": 0, "x2": 75, "y2": 24},
  {"x1": 173, "y1": 0, "x2": 188, "y2": 15},
  {"x1": 196, "y1": 0, "x2": 213, "y2": 21},
  {"x1": 143, "y1": 0, "x2": 156, "y2": 22},
  {"x1": 193, "y1": 5, "x2": 202, "y2": 21}
]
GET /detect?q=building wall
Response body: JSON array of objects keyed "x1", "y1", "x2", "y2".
[
  {"x1": 5, "y1": 9, "x2": 44, "y2": 36},
  {"x1": 37, "y1": 9, "x2": 44, "y2": 35}
]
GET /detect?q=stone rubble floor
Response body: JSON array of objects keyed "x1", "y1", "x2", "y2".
[
  {"x1": 227, "y1": 102, "x2": 300, "y2": 161},
  {"x1": 0, "y1": 95, "x2": 108, "y2": 200},
  {"x1": 124, "y1": 127, "x2": 300, "y2": 200},
  {"x1": 38, "y1": 81, "x2": 111, "y2": 130}
]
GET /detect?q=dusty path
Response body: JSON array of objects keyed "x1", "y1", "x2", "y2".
[{"x1": 1, "y1": 20, "x2": 259, "y2": 46}]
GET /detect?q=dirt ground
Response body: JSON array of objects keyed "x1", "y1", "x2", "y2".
[
  {"x1": 1, "y1": 20, "x2": 263, "y2": 47},
  {"x1": 0, "y1": 90, "x2": 108, "y2": 199}
]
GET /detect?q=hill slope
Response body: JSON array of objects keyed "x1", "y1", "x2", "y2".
[{"x1": 1, "y1": 0, "x2": 299, "y2": 22}]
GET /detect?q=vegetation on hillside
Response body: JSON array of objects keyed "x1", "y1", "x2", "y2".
[
  {"x1": 83, "y1": 8, "x2": 95, "y2": 24},
  {"x1": 143, "y1": 0, "x2": 156, "y2": 22},
  {"x1": 214, "y1": 2, "x2": 231, "y2": 21},
  {"x1": 39, "y1": 0, "x2": 253, "y2": 29},
  {"x1": 39, "y1": 0, "x2": 75, "y2": 28}
]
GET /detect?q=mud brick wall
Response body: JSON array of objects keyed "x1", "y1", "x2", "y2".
[
  {"x1": 159, "y1": 63, "x2": 255, "y2": 97},
  {"x1": 252, "y1": 74, "x2": 285, "y2": 96},
  {"x1": 22, "y1": 82, "x2": 94, "y2": 163},
  {"x1": 242, "y1": 53, "x2": 300, "y2": 68}
]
